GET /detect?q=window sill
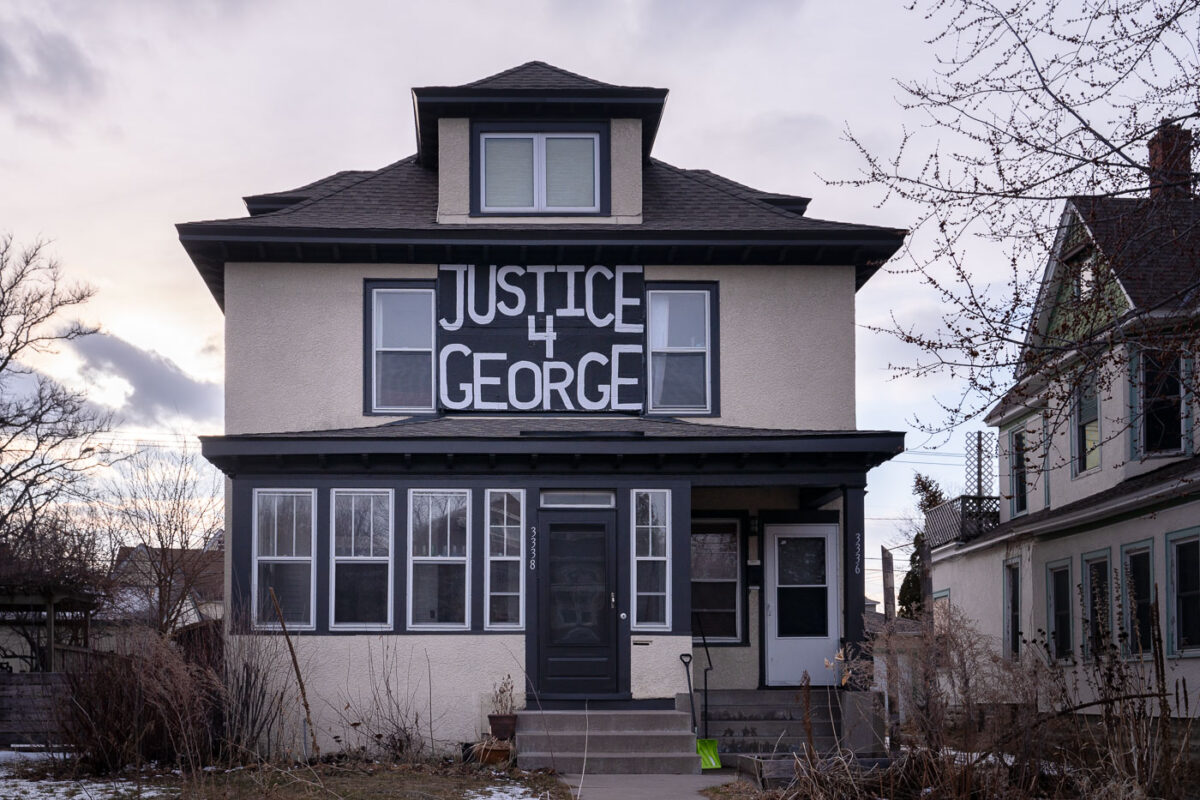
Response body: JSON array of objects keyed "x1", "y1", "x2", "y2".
[
  {"x1": 330, "y1": 624, "x2": 393, "y2": 633},
  {"x1": 253, "y1": 623, "x2": 316, "y2": 633},
  {"x1": 407, "y1": 624, "x2": 471, "y2": 632},
  {"x1": 1140, "y1": 450, "x2": 1186, "y2": 461},
  {"x1": 1071, "y1": 466, "x2": 1102, "y2": 481}
]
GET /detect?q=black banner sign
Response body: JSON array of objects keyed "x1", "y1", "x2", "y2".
[{"x1": 437, "y1": 265, "x2": 645, "y2": 412}]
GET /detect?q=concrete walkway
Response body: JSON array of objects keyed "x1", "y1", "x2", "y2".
[{"x1": 561, "y1": 768, "x2": 747, "y2": 799}]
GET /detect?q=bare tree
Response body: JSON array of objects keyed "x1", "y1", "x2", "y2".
[
  {"x1": 101, "y1": 444, "x2": 223, "y2": 634},
  {"x1": 845, "y1": 0, "x2": 1200, "y2": 458},
  {"x1": 0, "y1": 236, "x2": 115, "y2": 557}
]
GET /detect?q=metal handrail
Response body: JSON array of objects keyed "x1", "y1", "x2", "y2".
[{"x1": 692, "y1": 611, "x2": 714, "y2": 740}]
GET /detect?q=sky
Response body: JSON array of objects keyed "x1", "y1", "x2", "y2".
[{"x1": 1, "y1": 0, "x2": 980, "y2": 598}]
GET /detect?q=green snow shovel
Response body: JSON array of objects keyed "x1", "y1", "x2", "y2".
[{"x1": 680, "y1": 653, "x2": 722, "y2": 769}]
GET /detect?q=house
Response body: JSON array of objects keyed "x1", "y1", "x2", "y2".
[
  {"x1": 929, "y1": 123, "x2": 1200, "y2": 692},
  {"x1": 101, "y1": 541, "x2": 224, "y2": 633},
  {"x1": 177, "y1": 62, "x2": 907, "y2": 771}
]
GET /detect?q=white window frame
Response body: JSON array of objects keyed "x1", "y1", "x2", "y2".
[
  {"x1": 329, "y1": 489, "x2": 394, "y2": 632},
  {"x1": 646, "y1": 289, "x2": 712, "y2": 414},
  {"x1": 485, "y1": 489, "x2": 525, "y2": 631},
  {"x1": 630, "y1": 488, "x2": 672, "y2": 631},
  {"x1": 372, "y1": 287, "x2": 436, "y2": 413},
  {"x1": 252, "y1": 488, "x2": 317, "y2": 631},
  {"x1": 480, "y1": 132, "x2": 600, "y2": 213},
  {"x1": 407, "y1": 488, "x2": 471, "y2": 631},
  {"x1": 689, "y1": 518, "x2": 741, "y2": 643},
  {"x1": 539, "y1": 490, "x2": 616, "y2": 509}
]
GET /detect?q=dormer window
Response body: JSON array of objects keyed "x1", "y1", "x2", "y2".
[{"x1": 473, "y1": 123, "x2": 609, "y2": 215}]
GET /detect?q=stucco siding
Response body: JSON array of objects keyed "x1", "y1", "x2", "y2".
[
  {"x1": 646, "y1": 264, "x2": 857, "y2": 430},
  {"x1": 629, "y1": 634, "x2": 692, "y2": 699},
  {"x1": 224, "y1": 261, "x2": 436, "y2": 434}
]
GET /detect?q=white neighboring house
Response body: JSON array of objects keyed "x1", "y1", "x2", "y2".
[{"x1": 930, "y1": 123, "x2": 1200, "y2": 692}]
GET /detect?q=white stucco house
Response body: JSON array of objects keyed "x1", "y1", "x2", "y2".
[
  {"x1": 176, "y1": 62, "x2": 907, "y2": 771},
  {"x1": 929, "y1": 123, "x2": 1200, "y2": 698}
]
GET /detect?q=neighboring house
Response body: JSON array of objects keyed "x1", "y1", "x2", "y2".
[
  {"x1": 102, "y1": 541, "x2": 224, "y2": 633},
  {"x1": 930, "y1": 124, "x2": 1200, "y2": 691},
  {"x1": 177, "y1": 62, "x2": 906, "y2": 768}
]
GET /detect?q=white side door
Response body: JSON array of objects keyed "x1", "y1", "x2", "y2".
[{"x1": 763, "y1": 524, "x2": 840, "y2": 685}]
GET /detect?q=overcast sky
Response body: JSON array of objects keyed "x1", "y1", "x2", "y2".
[{"x1": 2, "y1": 0, "x2": 981, "y2": 597}]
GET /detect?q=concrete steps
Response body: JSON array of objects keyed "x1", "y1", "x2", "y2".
[{"x1": 516, "y1": 709, "x2": 700, "y2": 774}]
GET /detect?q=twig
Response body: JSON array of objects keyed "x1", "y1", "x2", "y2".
[{"x1": 269, "y1": 587, "x2": 320, "y2": 761}]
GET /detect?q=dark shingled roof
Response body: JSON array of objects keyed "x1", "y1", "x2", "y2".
[
  {"x1": 1069, "y1": 196, "x2": 1200, "y2": 311},
  {"x1": 187, "y1": 156, "x2": 888, "y2": 236},
  {"x1": 220, "y1": 415, "x2": 895, "y2": 441},
  {"x1": 243, "y1": 170, "x2": 372, "y2": 215},
  {"x1": 464, "y1": 61, "x2": 622, "y2": 91}
]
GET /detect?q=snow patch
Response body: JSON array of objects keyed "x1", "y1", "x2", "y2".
[{"x1": 0, "y1": 765, "x2": 174, "y2": 799}]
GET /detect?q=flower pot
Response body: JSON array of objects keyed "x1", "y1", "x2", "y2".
[
  {"x1": 488, "y1": 712, "x2": 517, "y2": 740},
  {"x1": 478, "y1": 741, "x2": 512, "y2": 765}
]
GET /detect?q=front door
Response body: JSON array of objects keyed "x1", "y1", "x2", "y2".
[
  {"x1": 537, "y1": 510, "x2": 619, "y2": 695},
  {"x1": 764, "y1": 524, "x2": 840, "y2": 685}
]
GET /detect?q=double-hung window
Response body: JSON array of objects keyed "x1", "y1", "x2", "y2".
[
  {"x1": 253, "y1": 489, "x2": 315, "y2": 629},
  {"x1": 632, "y1": 489, "x2": 671, "y2": 630},
  {"x1": 1082, "y1": 551, "x2": 1111, "y2": 658},
  {"x1": 480, "y1": 132, "x2": 601, "y2": 213},
  {"x1": 1123, "y1": 542, "x2": 1154, "y2": 655},
  {"x1": 370, "y1": 285, "x2": 435, "y2": 413},
  {"x1": 1075, "y1": 372, "x2": 1100, "y2": 473},
  {"x1": 1046, "y1": 560, "x2": 1072, "y2": 660},
  {"x1": 1009, "y1": 428, "x2": 1028, "y2": 515},
  {"x1": 690, "y1": 519, "x2": 740, "y2": 642},
  {"x1": 1169, "y1": 531, "x2": 1200, "y2": 654},
  {"x1": 647, "y1": 287, "x2": 714, "y2": 414},
  {"x1": 1141, "y1": 351, "x2": 1184, "y2": 455},
  {"x1": 485, "y1": 489, "x2": 525, "y2": 629},
  {"x1": 408, "y1": 489, "x2": 470, "y2": 629},
  {"x1": 1003, "y1": 559, "x2": 1021, "y2": 659},
  {"x1": 331, "y1": 489, "x2": 392, "y2": 629}
]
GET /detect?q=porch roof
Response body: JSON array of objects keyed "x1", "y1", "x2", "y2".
[{"x1": 200, "y1": 416, "x2": 904, "y2": 483}]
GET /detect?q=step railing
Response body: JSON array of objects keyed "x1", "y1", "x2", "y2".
[{"x1": 692, "y1": 611, "x2": 714, "y2": 739}]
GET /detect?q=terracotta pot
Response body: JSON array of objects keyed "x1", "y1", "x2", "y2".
[
  {"x1": 488, "y1": 712, "x2": 517, "y2": 740},
  {"x1": 478, "y1": 742, "x2": 512, "y2": 765}
]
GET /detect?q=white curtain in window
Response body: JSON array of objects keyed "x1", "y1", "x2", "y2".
[
  {"x1": 545, "y1": 137, "x2": 595, "y2": 208},
  {"x1": 484, "y1": 138, "x2": 535, "y2": 208}
]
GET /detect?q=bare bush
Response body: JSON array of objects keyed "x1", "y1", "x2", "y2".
[{"x1": 332, "y1": 639, "x2": 431, "y2": 761}]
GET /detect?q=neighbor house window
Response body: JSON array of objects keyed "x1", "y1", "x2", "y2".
[
  {"x1": 480, "y1": 132, "x2": 600, "y2": 213},
  {"x1": 370, "y1": 285, "x2": 435, "y2": 413},
  {"x1": 1142, "y1": 351, "x2": 1184, "y2": 455},
  {"x1": 690, "y1": 519, "x2": 740, "y2": 642},
  {"x1": 253, "y1": 489, "x2": 316, "y2": 629},
  {"x1": 1082, "y1": 550, "x2": 1111, "y2": 658},
  {"x1": 1075, "y1": 372, "x2": 1100, "y2": 473},
  {"x1": 632, "y1": 489, "x2": 671, "y2": 630},
  {"x1": 1123, "y1": 542, "x2": 1154, "y2": 655},
  {"x1": 330, "y1": 489, "x2": 392, "y2": 629},
  {"x1": 647, "y1": 288, "x2": 713, "y2": 413},
  {"x1": 1009, "y1": 427, "x2": 1028, "y2": 515},
  {"x1": 1047, "y1": 561, "x2": 1072, "y2": 660},
  {"x1": 1169, "y1": 531, "x2": 1200, "y2": 653},
  {"x1": 1004, "y1": 559, "x2": 1021, "y2": 659},
  {"x1": 408, "y1": 490, "x2": 470, "y2": 629},
  {"x1": 486, "y1": 489, "x2": 525, "y2": 630}
]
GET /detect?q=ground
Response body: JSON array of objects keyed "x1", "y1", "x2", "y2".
[{"x1": 0, "y1": 756, "x2": 577, "y2": 800}]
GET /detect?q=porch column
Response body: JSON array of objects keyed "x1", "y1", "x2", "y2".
[{"x1": 841, "y1": 485, "x2": 865, "y2": 660}]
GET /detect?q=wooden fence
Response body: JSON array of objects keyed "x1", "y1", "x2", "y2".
[{"x1": 0, "y1": 672, "x2": 66, "y2": 746}]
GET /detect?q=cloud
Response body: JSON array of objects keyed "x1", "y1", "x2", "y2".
[
  {"x1": 0, "y1": 18, "x2": 102, "y2": 106},
  {"x1": 70, "y1": 333, "x2": 221, "y2": 428}
]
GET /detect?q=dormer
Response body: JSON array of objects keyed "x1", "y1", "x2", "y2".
[{"x1": 413, "y1": 62, "x2": 667, "y2": 225}]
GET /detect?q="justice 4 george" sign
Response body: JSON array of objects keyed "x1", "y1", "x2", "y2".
[{"x1": 437, "y1": 264, "x2": 645, "y2": 412}]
